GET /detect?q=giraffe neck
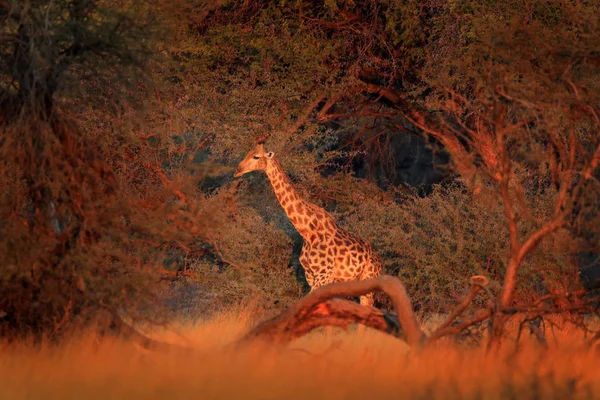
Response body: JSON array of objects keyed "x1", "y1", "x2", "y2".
[{"x1": 264, "y1": 159, "x2": 313, "y2": 238}]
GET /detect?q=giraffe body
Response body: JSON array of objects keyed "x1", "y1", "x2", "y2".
[{"x1": 234, "y1": 142, "x2": 383, "y2": 306}]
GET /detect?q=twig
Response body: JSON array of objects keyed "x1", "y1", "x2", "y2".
[
  {"x1": 429, "y1": 310, "x2": 492, "y2": 342},
  {"x1": 436, "y1": 275, "x2": 490, "y2": 332}
]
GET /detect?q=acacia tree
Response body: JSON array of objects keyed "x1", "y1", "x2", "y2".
[
  {"x1": 0, "y1": 0, "x2": 217, "y2": 338},
  {"x1": 182, "y1": 0, "x2": 599, "y2": 340},
  {"x1": 319, "y1": 1, "x2": 599, "y2": 339},
  {"x1": 315, "y1": 1, "x2": 600, "y2": 338},
  {"x1": 417, "y1": 4, "x2": 600, "y2": 338}
]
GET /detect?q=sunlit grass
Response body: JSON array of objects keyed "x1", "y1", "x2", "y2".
[{"x1": 1, "y1": 309, "x2": 599, "y2": 399}]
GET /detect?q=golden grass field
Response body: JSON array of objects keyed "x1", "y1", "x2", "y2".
[{"x1": 1, "y1": 309, "x2": 599, "y2": 400}]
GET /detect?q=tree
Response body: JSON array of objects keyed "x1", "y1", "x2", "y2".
[
  {"x1": 2, "y1": 0, "x2": 597, "y2": 343},
  {"x1": 176, "y1": 0, "x2": 600, "y2": 339},
  {"x1": 394, "y1": 1, "x2": 600, "y2": 339},
  {"x1": 0, "y1": 0, "x2": 202, "y2": 339}
]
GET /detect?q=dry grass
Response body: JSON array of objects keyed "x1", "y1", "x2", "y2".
[{"x1": 1, "y1": 309, "x2": 599, "y2": 400}]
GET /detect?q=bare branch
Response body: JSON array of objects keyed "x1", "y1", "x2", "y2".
[
  {"x1": 238, "y1": 275, "x2": 425, "y2": 347},
  {"x1": 436, "y1": 275, "x2": 490, "y2": 332},
  {"x1": 0, "y1": 0, "x2": 21, "y2": 21},
  {"x1": 583, "y1": 142, "x2": 600, "y2": 180},
  {"x1": 497, "y1": 215, "x2": 566, "y2": 310},
  {"x1": 517, "y1": 216, "x2": 567, "y2": 267},
  {"x1": 499, "y1": 175, "x2": 519, "y2": 253},
  {"x1": 429, "y1": 310, "x2": 492, "y2": 342}
]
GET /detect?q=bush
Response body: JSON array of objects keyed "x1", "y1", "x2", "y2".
[
  {"x1": 330, "y1": 177, "x2": 581, "y2": 314},
  {"x1": 0, "y1": 0, "x2": 196, "y2": 339}
]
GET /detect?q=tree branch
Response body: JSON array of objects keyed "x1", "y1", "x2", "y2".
[
  {"x1": 0, "y1": 0, "x2": 21, "y2": 21},
  {"x1": 237, "y1": 275, "x2": 425, "y2": 347},
  {"x1": 429, "y1": 310, "x2": 492, "y2": 342},
  {"x1": 237, "y1": 275, "x2": 503, "y2": 349},
  {"x1": 516, "y1": 216, "x2": 567, "y2": 267},
  {"x1": 437, "y1": 275, "x2": 493, "y2": 328}
]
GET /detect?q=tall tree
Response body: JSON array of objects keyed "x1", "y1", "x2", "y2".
[{"x1": 0, "y1": 0, "x2": 193, "y2": 338}]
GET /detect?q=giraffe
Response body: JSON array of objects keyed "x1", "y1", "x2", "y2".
[{"x1": 234, "y1": 137, "x2": 383, "y2": 306}]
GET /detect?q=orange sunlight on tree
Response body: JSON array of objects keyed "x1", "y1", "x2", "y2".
[{"x1": 0, "y1": 1, "x2": 599, "y2": 398}]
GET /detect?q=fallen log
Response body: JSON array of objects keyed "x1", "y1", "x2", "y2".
[
  {"x1": 236, "y1": 274, "x2": 504, "y2": 349},
  {"x1": 238, "y1": 275, "x2": 426, "y2": 347}
]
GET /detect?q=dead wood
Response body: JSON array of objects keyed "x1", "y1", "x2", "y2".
[
  {"x1": 237, "y1": 298, "x2": 403, "y2": 345},
  {"x1": 435, "y1": 275, "x2": 491, "y2": 332},
  {"x1": 234, "y1": 273, "x2": 594, "y2": 350},
  {"x1": 429, "y1": 310, "x2": 492, "y2": 343},
  {"x1": 238, "y1": 275, "x2": 426, "y2": 347},
  {"x1": 237, "y1": 274, "x2": 502, "y2": 349}
]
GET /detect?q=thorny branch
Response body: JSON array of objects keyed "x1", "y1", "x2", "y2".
[
  {"x1": 435, "y1": 275, "x2": 492, "y2": 333},
  {"x1": 238, "y1": 273, "x2": 599, "y2": 349}
]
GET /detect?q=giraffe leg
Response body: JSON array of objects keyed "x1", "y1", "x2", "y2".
[
  {"x1": 304, "y1": 269, "x2": 315, "y2": 289},
  {"x1": 300, "y1": 245, "x2": 318, "y2": 292},
  {"x1": 359, "y1": 292, "x2": 375, "y2": 307},
  {"x1": 357, "y1": 258, "x2": 381, "y2": 308},
  {"x1": 310, "y1": 272, "x2": 336, "y2": 336},
  {"x1": 353, "y1": 293, "x2": 376, "y2": 337}
]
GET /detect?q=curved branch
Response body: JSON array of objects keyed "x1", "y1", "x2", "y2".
[
  {"x1": 237, "y1": 275, "x2": 425, "y2": 347},
  {"x1": 435, "y1": 275, "x2": 490, "y2": 332},
  {"x1": 516, "y1": 216, "x2": 568, "y2": 267},
  {"x1": 429, "y1": 310, "x2": 492, "y2": 342},
  {"x1": 236, "y1": 275, "x2": 504, "y2": 348}
]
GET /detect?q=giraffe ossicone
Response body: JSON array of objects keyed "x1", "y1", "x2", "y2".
[{"x1": 234, "y1": 138, "x2": 383, "y2": 306}]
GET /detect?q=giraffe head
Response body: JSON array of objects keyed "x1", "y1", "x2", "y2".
[{"x1": 234, "y1": 135, "x2": 275, "y2": 178}]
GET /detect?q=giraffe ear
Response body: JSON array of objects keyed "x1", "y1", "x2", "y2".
[{"x1": 266, "y1": 152, "x2": 275, "y2": 159}]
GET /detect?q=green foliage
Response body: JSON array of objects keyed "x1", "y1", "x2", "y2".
[
  {"x1": 1, "y1": 0, "x2": 598, "y2": 340},
  {"x1": 203, "y1": 188, "x2": 300, "y2": 310},
  {"x1": 320, "y1": 176, "x2": 580, "y2": 313},
  {"x1": 0, "y1": 0, "x2": 203, "y2": 339},
  {"x1": 164, "y1": 0, "x2": 598, "y2": 315},
  {"x1": 0, "y1": 0, "x2": 162, "y2": 109}
]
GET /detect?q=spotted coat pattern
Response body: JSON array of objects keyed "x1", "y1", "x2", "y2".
[{"x1": 262, "y1": 159, "x2": 383, "y2": 306}]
